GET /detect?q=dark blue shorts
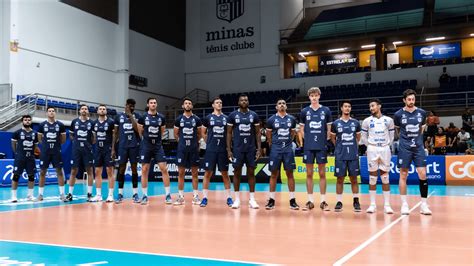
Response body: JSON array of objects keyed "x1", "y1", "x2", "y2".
[
  {"x1": 232, "y1": 150, "x2": 256, "y2": 168},
  {"x1": 303, "y1": 150, "x2": 328, "y2": 164},
  {"x1": 397, "y1": 147, "x2": 426, "y2": 169},
  {"x1": 95, "y1": 148, "x2": 114, "y2": 167},
  {"x1": 140, "y1": 146, "x2": 167, "y2": 164},
  {"x1": 204, "y1": 151, "x2": 229, "y2": 171},
  {"x1": 118, "y1": 146, "x2": 140, "y2": 165},
  {"x1": 71, "y1": 147, "x2": 93, "y2": 168},
  {"x1": 335, "y1": 159, "x2": 360, "y2": 177},
  {"x1": 40, "y1": 152, "x2": 62, "y2": 169},
  {"x1": 14, "y1": 157, "x2": 36, "y2": 176},
  {"x1": 177, "y1": 150, "x2": 200, "y2": 168},
  {"x1": 269, "y1": 150, "x2": 295, "y2": 171}
]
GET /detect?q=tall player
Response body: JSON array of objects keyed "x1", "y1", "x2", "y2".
[
  {"x1": 66, "y1": 104, "x2": 95, "y2": 202},
  {"x1": 361, "y1": 99, "x2": 395, "y2": 214},
  {"x1": 113, "y1": 99, "x2": 141, "y2": 203},
  {"x1": 299, "y1": 87, "x2": 332, "y2": 211},
  {"x1": 227, "y1": 94, "x2": 261, "y2": 209},
  {"x1": 393, "y1": 89, "x2": 432, "y2": 215},
  {"x1": 137, "y1": 97, "x2": 172, "y2": 205},
  {"x1": 200, "y1": 97, "x2": 233, "y2": 207},
  {"x1": 11, "y1": 115, "x2": 38, "y2": 202},
  {"x1": 37, "y1": 107, "x2": 67, "y2": 201},
  {"x1": 265, "y1": 99, "x2": 299, "y2": 210},
  {"x1": 330, "y1": 100, "x2": 361, "y2": 212},
  {"x1": 91, "y1": 104, "x2": 115, "y2": 202},
  {"x1": 173, "y1": 98, "x2": 202, "y2": 205}
]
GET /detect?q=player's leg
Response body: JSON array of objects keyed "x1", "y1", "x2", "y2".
[
  {"x1": 247, "y1": 151, "x2": 259, "y2": 209},
  {"x1": 303, "y1": 150, "x2": 315, "y2": 210},
  {"x1": 317, "y1": 150, "x2": 329, "y2": 210}
]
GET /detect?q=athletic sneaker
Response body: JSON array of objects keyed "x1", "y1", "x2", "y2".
[
  {"x1": 420, "y1": 203, "x2": 432, "y2": 215},
  {"x1": 65, "y1": 193, "x2": 73, "y2": 202},
  {"x1": 132, "y1": 193, "x2": 140, "y2": 204},
  {"x1": 37, "y1": 194, "x2": 44, "y2": 201},
  {"x1": 226, "y1": 197, "x2": 233, "y2": 207},
  {"x1": 249, "y1": 199, "x2": 259, "y2": 209},
  {"x1": 334, "y1": 201, "x2": 343, "y2": 212},
  {"x1": 200, "y1": 197, "x2": 208, "y2": 207},
  {"x1": 174, "y1": 196, "x2": 185, "y2": 206},
  {"x1": 353, "y1": 198, "x2": 361, "y2": 212},
  {"x1": 106, "y1": 195, "x2": 114, "y2": 203},
  {"x1": 86, "y1": 193, "x2": 93, "y2": 202},
  {"x1": 231, "y1": 199, "x2": 241, "y2": 209},
  {"x1": 165, "y1": 194, "x2": 172, "y2": 204},
  {"x1": 26, "y1": 195, "x2": 36, "y2": 202},
  {"x1": 303, "y1": 201, "x2": 314, "y2": 211},
  {"x1": 289, "y1": 199, "x2": 299, "y2": 210},
  {"x1": 401, "y1": 203, "x2": 410, "y2": 215},
  {"x1": 192, "y1": 195, "x2": 201, "y2": 205},
  {"x1": 265, "y1": 198, "x2": 275, "y2": 210},
  {"x1": 366, "y1": 204, "x2": 377, "y2": 213},
  {"x1": 60, "y1": 194, "x2": 67, "y2": 202},
  {"x1": 140, "y1": 195, "x2": 148, "y2": 205},
  {"x1": 115, "y1": 193, "x2": 124, "y2": 204},
  {"x1": 11, "y1": 197, "x2": 18, "y2": 203},
  {"x1": 320, "y1": 201, "x2": 330, "y2": 211},
  {"x1": 384, "y1": 205, "x2": 394, "y2": 214},
  {"x1": 90, "y1": 195, "x2": 102, "y2": 202}
]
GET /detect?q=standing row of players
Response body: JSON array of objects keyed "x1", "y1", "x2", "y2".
[{"x1": 10, "y1": 87, "x2": 431, "y2": 215}]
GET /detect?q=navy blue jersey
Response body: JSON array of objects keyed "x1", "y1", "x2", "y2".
[
  {"x1": 266, "y1": 114, "x2": 297, "y2": 153},
  {"x1": 174, "y1": 114, "x2": 202, "y2": 152},
  {"x1": 331, "y1": 118, "x2": 361, "y2": 160},
  {"x1": 138, "y1": 112, "x2": 166, "y2": 146},
  {"x1": 37, "y1": 120, "x2": 65, "y2": 154},
  {"x1": 228, "y1": 110, "x2": 260, "y2": 152},
  {"x1": 93, "y1": 118, "x2": 114, "y2": 149},
  {"x1": 115, "y1": 112, "x2": 141, "y2": 149},
  {"x1": 203, "y1": 114, "x2": 228, "y2": 152},
  {"x1": 300, "y1": 105, "x2": 332, "y2": 151},
  {"x1": 393, "y1": 108, "x2": 427, "y2": 150},
  {"x1": 12, "y1": 129, "x2": 38, "y2": 158},
  {"x1": 71, "y1": 118, "x2": 94, "y2": 149}
]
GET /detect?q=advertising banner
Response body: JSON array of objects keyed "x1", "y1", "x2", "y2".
[
  {"x1": 319, "y1": 53, "x2": 358, "y2": 70},
  {"x1": 413, "y1": 42, "x2": 461, "y2": 61},
  {"x1": 280, "y1": 156, "x2": 342, "y2": 184},
  {"x1": 0, "y1": 159, "x2": 58, "y2": 187},
  {"x1": 445, "y1": 155, "x2": 474, "y2": 185}
]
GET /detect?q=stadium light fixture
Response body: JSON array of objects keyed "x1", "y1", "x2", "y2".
[
  {"x1": 392, "y1": 41, "x2": 403, "y2": 45},
  {"x1": 425, "y1": 36, "x2": 445, "y2": 41},
  {"x1": 328, "y1": 48, "x2": 346, "y2": 53},
  {"x1": 298, "y1": 52, "x2": 311, "y2": 57},
  {"x1": 361, "y1": 44, "x2": 376, "y2": 49},
  {"x1": 470, "y1": 33, "x2": 474, "y2": 37}
]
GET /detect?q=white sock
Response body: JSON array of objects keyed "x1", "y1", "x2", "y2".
[
  {"x1": 235, "y1": 191, "x2": 240, "y2": 200},
  {"x1": 353, "y1": 193, "x2": 360, "y2": 199},
  {"x1": 142, "y1": 187, "x2": 148, "y2": 196},
  {"x1": 108, "y1": 188, "x2": 113, "y2": 196},
  {"x1": 401, "y1": 195, "x2": 407, "y2": 204},
  {"x1": 12, "y1": 190, "x2": 17, "y2": 198},
  {"x1": 39, "y1": 187, "x2": 44, "y2": 195},
  {"x1": 250, "y1": 192, "x2": 255, "y2": 200},
  {"x1": 87, "y1": 186, "x2": 93, "y2": 194},
  {"x1": 269, "y1": 192, "x2": 275, "y2": 199},
  {"x1": 336, "y1": 194, "x2": 342, "y2": 202},
  {"x1": 179, "y1": 190, "x2": 184, "y2": 197},
  {"x1": 225, "y1": 189, "x2": 231, "y2": 198},
  {"x1": 307, "y1": 193, "x2": 314, "y2": 202},
  {"x1": 193, "y1": 190, "x2": 199, "y2": 197},
  {"x1": 59, "y1": 186, "x2": 65, "y2": 195},
  {"x1": 69, "y1": 185, "x2": 74, "y2": 195},
  {"x1": 118, "y1": 188, "x2": 123, "y2": 195},
  {"x1": 28, "y1": 188, "x2": 33, "y2": 197},
  {"x1": 383, "y1": 191, "x2": 390, "y2": 205},
  {"x1": 203, "y1": 189, "x2": 208, "y2": 198},
  {"x1": 369, "y1": 190, "x2": 376, "y2": 205},
  {"x1": 133, "y1": 188, "x2": 138, "y2": 195},
  {"x1": 421, "y1": 198, "x2": 427, "y2": 204},
  {"x1": 96, "y1": 188, "x2": 102, "y2": 196},
  {"x1": 165, "y1": 186, "x2": 170, "y2": 195},
  {"x1": 320, "y1": 194, "x2": 326, "y2": 203},
  {"x1": 289, "y1": 192, "x2": 295, "y2": 200}
]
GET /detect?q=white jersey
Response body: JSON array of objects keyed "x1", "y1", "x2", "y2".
[{"x1": 361, "y1": 115, "x2": 394, "y2": 147}]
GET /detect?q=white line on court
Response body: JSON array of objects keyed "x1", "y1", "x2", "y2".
[
  {"x1": 77, "y1": 261, "x2": 109, "y2": 266},
  {"x1": 333, "y1": 191, "x2": 435, "y2": 266},
  {"x1": 465, "y1": 194, "x2": 474, "y2": 197}
]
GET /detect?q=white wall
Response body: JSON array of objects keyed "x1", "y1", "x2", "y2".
[{"x1": 0, "y1": 0, "x2": 10, "y2": 84}]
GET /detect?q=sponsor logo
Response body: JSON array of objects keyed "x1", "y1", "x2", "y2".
[
  {"x1": 309, "y1": 121, "x2": 321, "y2": 129},
  {"x1": 183, "y1": 128, "x2": 194, "y2": 135},
  {"x1": 77, "y1": 130, "x2": 88, "y2": 137},
  {"x1": 148, "y1": 126, "x2": 160, "y2": 134},
  {"x1": 341, "y1": 133, "x2": 353, "y2": 141},
  {"x1": 406, "y1": 124, "x2": 419, "y2": 133},
  {"x1": 239, "y1": 124, "x2": 251, "y2": 132},
  {"x1": 23, "y1": 140, "x2": 34, "y2": 147},
  {"x1": 97, "y1": 132, "x2": 106, "y2": 138},
  {"x1": 420, "y1": 46, "x2": 435, "y2": 55},
  {"x1": 446, "y1": 156, "x2": 474, "y2": 182},
  {"x1": 46, "y1": 132, "x2": 57, "y2": 139},
  {"x1": 123, "y1": 123, "x2": 133, "y2": 130},
  {"x1": 213, "y1": 126, "x2": 225, "y2": 134},
  {"x1": 278, "y1": 128, "x2": 290, "y2": 136}
]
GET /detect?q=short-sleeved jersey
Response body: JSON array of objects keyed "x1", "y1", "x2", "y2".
[
  {"x1": 331, "y1": 118, "x2": 361, "y2": 160},
  {"x1": 12, "y1": 129, "x2": 38, "y2": 158},
  {"x1": 361, "y1": 115, "x2": 395, "y2": 146},
  {"x1": 393, "y1": 108, "x2": 427, "y2": 150},
  {"x1": 266, "y1": 114, "x2": 297, "y2": 153},
  {"x1": 300, "y1": 105, "x2": 332, "y2": 151},
  {"x1": 227, "y1": 110, "x2": 260, "y2": 153},
  {"x1": 174, "y1": 114, "x2": 202, "y2": 152},
  {"x1": 138, "y1": 112, "x2": 166, "y2": 147},
  {"x1": 71, "y1": 118, "x2": 94, "y2": 149},
  {"x1": 203, "y1": 113, "x2": 228, "y2": 152},
  {"x1": 37, "y1": 120, "x2": 65, "y2": 154},
  {"x1": 93, "y1": 118, "x2": 115, "y2": 149},
  {"x1": 114, "y1": 112, "x2": 141, "y2": 149}
]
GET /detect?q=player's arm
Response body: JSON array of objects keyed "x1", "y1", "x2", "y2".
[
  {"x1": 137, "y1": 121, "x2": 144, "y2": 138},
  {"x1": 113, "y1": 125, "x2": 119, "y2": 145},
  {"x1": 329, "y1": 123, "x2": 336, "y2": 145},
  {"x1": 11, "y1": 139, "x2": 17, "y2": 154},
  {"x1": 298, "y1": 124, "x2": 304, "y2": 147},
  {"x1": 255, "y1": 122, "x2": 262, "y2": 160},
  {"x1": 266, "y1": 128, "x2": 272, "y2": 149},
  {"x1": 388, "y1": 119, "x2": 395, "y2": 145},
  {"x1": 173, "y1": 126, "x2": 179, "y2": 141},
  {"x1": 360, "y1": 119, "x2": 368, "y2": 145},
  {"x1": 69, "y1": 128, "x2": 75, "y2": 141},
  {"x1": 327, "y1": 123, "x2": 332, "y2": 141},
  {"x1": 91, "y1": 130, "x2": 96, "y2": 145},
  {"x1": 226, "y1": 124, "x2": 233, "y2": 160},
  {"x1": 356, "y1": 121, "x2": 362, "y2": 143},
  {"x1": 37, "y1": 133, "x2": 43, "y2": 143}
]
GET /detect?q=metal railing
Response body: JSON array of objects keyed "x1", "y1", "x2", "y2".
[
  {"x1": 0, "y1": 84, "x2": 13, "y2": 108},
  {"x1": 169, "y1": 88, "x2": 210, "y2": 110},
  {"x1": 0, "y1": 93, "x2": 37, "y2": 131}
]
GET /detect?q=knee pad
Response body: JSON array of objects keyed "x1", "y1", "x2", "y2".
[
  {"x1": 28, "y1": 174, "x2": 35, "y2": 182},
  {"x1": 381, "y1": 173, "x2": 390, "y2": 184},
  {"x1": 12, "y1": 174, "x2": 20, "y2": 182},
  {"x1": 369, "y1": 175, "x2": 378, "y2": 185}
]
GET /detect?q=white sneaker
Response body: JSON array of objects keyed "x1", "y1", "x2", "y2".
[
  {"x1": 384, "y1": 205, "x2": 394, "y2": 214},
  {"x1": 105, "y1": 195, "x2": 114, "y2": 203},
  {"x1": 248, "y1": 199, "x2": 259, "y2": 209},
  {"x1": 420, "y1": 203, "x2": 432, "y2": 215},
  {"x1": 173, "y1": 196, "x2": 185, "y2": 206},
  {"x1": 366, "y1": 204, "x2": 377, "y2": 213},
  {"x1": 401, "y1": 203, "x2": 410, "y2": 215},
  {"x1": 26, "y1": 195, "x2": 36, "y2": 202},
  {"x1": 231, "y1": 199, "x2": 241, "y2": 209},
  {"x1": 11, "y1": 197, "x2": 18, "y2": 203},
  {"x1": 37, "y1": 194, "x2": 44, "y2": 201},
  {"x1": 192, "y1": 195, "x2": 201, "y2": 205},
  {"x1": 90, "y1": 195, "x2": 102, "y2": 202}
]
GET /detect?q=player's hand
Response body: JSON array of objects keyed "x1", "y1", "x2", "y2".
[
  {"x1": 255, "y1": 148, "x2": 261, "y2": 161},
  {"x1": 227, "y1": 150, "x2": 234, "y2": 163},
  {"x1": 111, "y1": 150, "x2": 116, "y2": 160}
]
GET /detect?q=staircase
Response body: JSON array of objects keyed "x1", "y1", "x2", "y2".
[{"x1": 0, "y1": 94, "x2": 37, "y2": 131}]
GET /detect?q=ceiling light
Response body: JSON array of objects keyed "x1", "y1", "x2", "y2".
[
  {"x1": 426, "y1": 37, "x2": 445, "y2": 41},
  {"x1": 470, "y1": 33, "x2": 474, "y2": 37},
  {"x1": 298, "y1": 52, "x2": 310, "y2": 57},
  {"x1": 328, "y1": 48, "x2": 346, "y2": 53},
  {"x1": 361, "y1": 44, "x2": 376, "y2": 49},
  {"x1": 392, "y1": 41, "x2": 403, "y2": 45}
]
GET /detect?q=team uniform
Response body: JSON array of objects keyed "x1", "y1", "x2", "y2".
[
  {"x1": 38, "y1": 120, "x2": 65, "y2": 169},
  {"x1": 361, "y1": 115, "x2": 395, "y2": 173},
  {"x1": 331, "y1": 118, "x2": 361, "y2": 177},
  {"x1": 174, "y1": 114, "x2": 202, "y2": 168},
  {"x1": 202, "y1": 114, "x2": 229, "y2": 171},
  {"x1": 93, "y1": 118, "x2": 115, "y2": 167},
  {"x1": 300, "y1": 105, "x2": 332, "y2": 164},
  {"x1": 266, "y1": 114, "x2": 297, "y2": 172},
  {"x1": 227, "y1": 110, "x2": 260, "y2": 168},
  {"x1": 12, "y1": 129, "x2": 38, "y2": 178},
  {"x1": 138, "y1": 113, "x2": 167, "y2": 164},
  {"x1": 70, "y1": 118, "x2": 94, "y2": 168},
  {"x1": 115, "y1": 112, "x2": 141, "y2": 165}
]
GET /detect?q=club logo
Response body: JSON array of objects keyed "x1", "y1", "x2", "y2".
[{"x1": 216, "y1": 0, "x2": 244, "y2": 23}]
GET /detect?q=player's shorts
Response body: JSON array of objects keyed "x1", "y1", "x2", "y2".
[
  {"x1": 39, "y1": 152, "x2": 62, "y2": 169},
  {"x1": 367, "y1": 145, "x2": 391, "y2": 172},
  {"x1": 71, "y1": 147, "x2": 93, "y2": 168},
  {"x1": 14, "y1": 157, "x2": 36, "y2": 176},
  {"x1": 176, "y1": 150, "x2": 200, "y2": 168},
  {"x1": 118, "y1": 146, "x2": 140, "y2": 165},
  {"x1": 335, "y1": 159, "x2": 360, "y2": 177},
  {"x1": 303, "y1": 149, "x2": 328, "y2": 164},
  {"x1": 232, "y1": 150, "x2": 256, "y2": 168},
  {"x1": 269, "y1": 150, "x2": 295, "y2": 171},
  {"x1": 397, "y1": 147, "x2": 426, "y2": 169},
  {"x1": 204, "y1": 151, "x2": 229, "y2": 171},
  {"x1": 140, "y1": 146, "x2": 167, "y2": 164},
  {"x1": 95, "y1": 147, "x2": 114, "y2": 167}
]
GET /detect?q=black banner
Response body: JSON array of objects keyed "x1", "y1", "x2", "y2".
[{"x1": 319, "y1": 52, "x2": 358, "y2": 70}]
